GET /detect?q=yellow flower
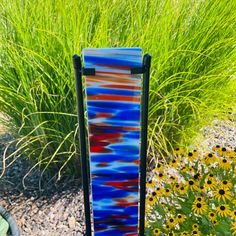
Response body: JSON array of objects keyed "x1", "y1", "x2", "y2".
[
  {"x1": 192, "y1": 223, "x2": 199, "y2": 229},
  {"x1": 169, "y1": 175, "x2": 178, "y2": 184},
  {"x1": 156, "y1": 172, "x2": 167, "y2": 182},
  {"x1": 187, "y1": 152, "x2": 197, "y2": 162},
  {"x1": 155, "y1": 187, "x2": 163, "y2": 197},
  {"x1": 212, "y1": 145, "x2": 221, "y2": 152},
  {"x1": 208, "y1": 211, "x2": 216, "y2": 221},
  {"x1": 216, "y1": 204, "x2": 231, "y2": 217},
  {"x1": 168, "y1": 159, "x2": 179, "y2": 168},
  {"x1": 167, "y1": 217, "x2": 177, "y2": 228},
  {"x1": 218, "y1": 158, "x2": 232, "y2": 170},
  {"x1": 176, "y1": 214, "x2": 186, "y2": 223},
  {"x1": 164, "y1": 188, "x2": 172, "y2": 197},
  {"x1": 218, "y1": 147, "x2": 227, "y2": 156},
  {"x1": 178, "y1": 185, "x2": 188, "y2": 195},
  {"x1": 204, "y1": 153, "x2": 217, "y2": 165},
  {"x1": 231, "y1": 221, "x2": 236, "y2": 235},
  {"x1": 154, "y1": 163, "x2": 164, "y2": 172},
  {"x1": 152, "y1": 227, "x2": 161, "y2": 236},
  {"x1": 167, "y1": 232, "x2": 176, "y2": 236},
  {"x1": 213, "y1": 188, "x2": 232, "y2": 201},
  {"x1": 146, "y1": 179, "x2": 156, "y2": 188},
  {"x1": 230, "y1": 210, "x2": 236, "y2": 221},
  {"x1": 204, "y1": 177, "x2": 217, "y2": 190},
  {"x1": 219, "y1": 180, "x2": 233, "y2": 189},
  {"x1": 180, "y1": 232, "x2": 190, "y2": 236},
  {"x1": 173, "y1": 147, "x2": 184, "y2": 156},
  {"x1": 192, "y1": 201, "x2": 208, "y2": 214},
  {"x1": 146, "y1": 195, "x2": 157, "y2": 206},
  {"x1": 192, "y1": 229, "x2": 201, "y2": 235},
  {"x1": 212, "y1": 219, "x2": 219, "y2": 226},
  {"x1": 188, "y1": 179, "x2": 199, "y2": 191}
]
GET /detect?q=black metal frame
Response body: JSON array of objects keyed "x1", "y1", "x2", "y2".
[{"x1": 73, "y1": 53, "x2": 151, "y2": 236}]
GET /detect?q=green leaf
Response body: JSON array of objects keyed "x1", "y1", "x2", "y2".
[{"x1": 0, "y1": 215, "x2": 9, "y2": 236}]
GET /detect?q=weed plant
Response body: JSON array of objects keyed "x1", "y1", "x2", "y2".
[{"x1": 0, "y1": 0, "x2": 236, "y2": 176}]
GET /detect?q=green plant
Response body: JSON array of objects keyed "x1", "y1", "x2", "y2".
[
  {"x1": 0, "y1": 0, "x2": 236, "y2": 176},
  {"x1": 145, "y1": 146, "x2": 236, "y2": 235}
]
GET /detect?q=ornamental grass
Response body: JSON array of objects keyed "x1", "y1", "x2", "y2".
[{"x1": 145, "y1": 145, "x2": 236, "y2": 235}]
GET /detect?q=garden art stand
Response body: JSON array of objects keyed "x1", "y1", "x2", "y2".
[{"x1": 73, "y1": 48, "x2": 151, "y2": 236}]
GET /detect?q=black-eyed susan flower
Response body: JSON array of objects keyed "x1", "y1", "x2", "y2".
[
  {"x1": 155, "y1": 187, "x2": 163, "y2": 197},
  {"x1": 154, "y1": 163, "x2": 164, "y2": 172},
  {"x1": 230, "y1": 210, "x2": 236, "y2": 221},
  {"x1": 188, "y1": 179, "x2": 199, "y2": 191},
  {"x1": 220, "y1": 180, "x2": 233, "y2": 189},
  {"x1": 152, "y1": 227, "x2": 161, "y2": 236},
  {"x1": 192, "y1": 201, "x2": 207, "y2": 214},
  {"x1": 167, "y1": 232, "x2": 176, "y2": 236},
  {"x1": 204, "y1": 177, "x2": 217, "y2": 190},
  {"x1": 169, "y1": 159, "x2": 180, "y2": 168},
  {"x1": 156, "y1": 172, "x2": 167, "y2": 182},
  {"x1": 213, "y1": 188, "x2": 232, "y2": 201},
  {"x1": 167, "y1": 217, "x2": 177, "y2": 228},
  {"x1": 146, "y1": 179, "x2": 156, "y2": 188},
  {"x1": 192, "y1": 229, "x2": 200, "y2": 235},
  {"x1": 169, "y1": 175, "x2": 178, "y2": 183},
  {"x1": 216, "y1": 204, "x2": 231, "y2": 217},
  {"x1": 218, "y1": 147, "x2": 227, "y2": 156},
  {"x1": 205, "y1": 153, "x2": 217, "y2": 165},
  {"x1": 178, "y1": 185, "x2": 188, "y2": 195},
  {"x1": 231, "y1": 221, "x2": 236, "y2": 235},
  {"x1": 192, "y1": 223, "x2": 199, "y2": 230},
  {"x1": 187, "y1": 152, "x2": 196, "y2": 162},
  {"x1": 212, "y1": 144, "x2": 221, "y2": 152},
  {"x1": 176, "y1": 214, "x2": 186, "y2": 223},
  {"x1": 208, "y1": 212, "x2": 216, "y2": 221},
  {"x1": 218, "y1": 158, "x2": 231, "y2": 170},
  {"x1": 173, "y1": 147, "x2": 184, "y2": 156},
  {"x1": 194, "y1": 196, "x2": 204, "y2": 203},
  {"x1": 212, "y1": 219, "x2": 219, "y2": 226},
  {"x1": 146, "y1": 195, "x2": 157, "y2": 206},
  {"x1": 180, "y1": 232, "x2": 190, "y2": 236},
  {"x1": 164, "y1": 188, "x2": 172, "y2": 197}
]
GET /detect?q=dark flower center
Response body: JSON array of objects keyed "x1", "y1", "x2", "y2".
[
  {"x1": 207, "y1": 180, "x2": 212, "y2": 184},
  {"x1": 234, "y1": 211, "x2": 236, "y2": 216},
  {"x1": 208, "y1": 153, "x2": 213, "y2": 157},
  {"x1": 159, "y1": 173, "x2": 163, "y2": 177},
  {"x1": 188, "y1": 152, "x2": 193, "y2": 157},
  {"x1": 180, "y1": 187, "x2": 184, "y2": 190},
  {"x1": 216, "y1": 145, "x2": 220, "y2": 148},
  {"x1": 169, "y1": 218, "x2": 174, "y2": 222},
  {"x1": 155, "y1": 229, "x2": 159, "y2": 233},
  {"x1": 223, "y1": 180, "x2": 227, "y2": 184},
  {"x1": 166, "y1": 189, "x2": 170, "y2": 192},
  {"x1": 209, "y1": 174, "x2": 213, "y2": 177},
  {"x1": 193, "y1": 231, "x2": 197, "y2": 234},
  {"x1": 149, "y1": 197, "x2": 153, "y2": 201},
  {"x1": 152, "y1": 192, "x2": 157, "y2": 196},
  {"x1": 176, "y1": 184, "x2": 179, "y2": 188},
  {"x1": 175, "y1": 148, "x2": 180, "y2": 151},
  {"x1": 196, "y1": 203, "x2": 202, "y2": 208},
  {"x1": 223, "y1": 159, "x2": 227, "y2": 163},
  {"x1": 172, "y1": 160, "x2": 176, "y2": 163},
  {"x1": 222, "y1": 147, "x2": 226, "y2": 151},
  {"x1": 178, "y1": 215, "x2": 182, "y2": 218},
  {"x1": 210, "y1": 213, "x2": 214, "y2": 217},
  {"x1": 148, "y1": 180, "x2": 152, "y2": 184},
  {"x1": 157, "y1": 187, "x2": 160, "y2": 191},
  {"x1": 219, "y1": 189, "x2": 225, "y2": 195},
  {"x1": 197, "y1": 197, "x2": 202, "y2": 201},
  {"x1": 189, "y1": 181, "x2": 194, "y2": 185},
  {"x1": 220, "y1": 206, "x2": 225, "y2": 210}
]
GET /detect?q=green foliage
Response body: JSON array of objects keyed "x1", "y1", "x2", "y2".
[
  {"x1": 0, "y1": 215, "x2": 9, "y2": 236},
  {"x1": 0, "y1": 0, "x2": 236, "y2": 176}
]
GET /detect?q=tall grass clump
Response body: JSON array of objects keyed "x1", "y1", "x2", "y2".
[{"x1": 0, "y1": 0, "x2": 236, "y2": 176}]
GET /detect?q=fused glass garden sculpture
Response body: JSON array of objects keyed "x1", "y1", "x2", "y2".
[{"x1": 73, "y1": 48, "x2": 151, "y2": 236}]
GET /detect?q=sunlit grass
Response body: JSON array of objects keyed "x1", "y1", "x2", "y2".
[{"x1": 0, "y1": 0, "x2": 236, "y2": 176}]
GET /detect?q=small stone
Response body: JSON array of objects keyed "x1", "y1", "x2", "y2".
[{"x1": 68, "y1": 216, "x2": 76, "y2": 229}]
